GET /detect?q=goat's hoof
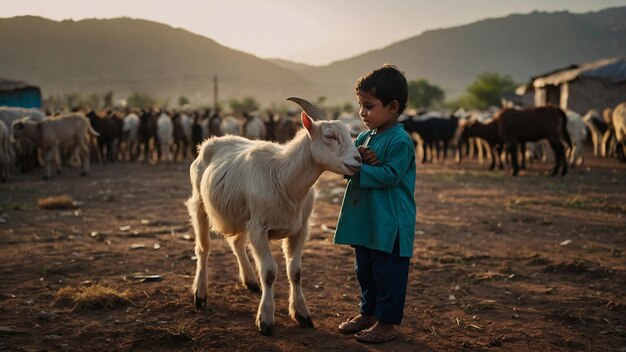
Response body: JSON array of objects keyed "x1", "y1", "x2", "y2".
[
  {"x1": 295, "y1": 314, "x2": 314, "y2": 328},
  {"x1": 43, "y1": 175, "x2": 49, "y2": 180},
  {"x1": 194, "y1": 294, "x2": 206, "y2": 309},
  {"x1": 245, "y1": 281, "x2": 261, "y2": 293},
  {"x1": 81, "y1": 171, "x2": 87, "y2": 177},
  {"x1": 259, "y1": 322, "x2": 273, "y2": 336}
]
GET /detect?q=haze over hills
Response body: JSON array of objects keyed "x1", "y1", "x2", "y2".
[
  {"x1": 298, "y1": 6, "x2": 626, "y2": 103},
  {"x1": 0, "y1": 16, "x2": 316, "y2": 107},
  {"x1": 1, "y1": 7, "x2": 625, "y2": 108}
]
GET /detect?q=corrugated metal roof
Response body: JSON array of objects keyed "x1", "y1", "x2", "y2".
[
  {"x1": 0, "y1": 78, "x2": 39, "y2": 93},
  {"x1": 532, "y1": 57, "x2": 626, "y2": 88}
]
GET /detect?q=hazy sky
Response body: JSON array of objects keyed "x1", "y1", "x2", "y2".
[{"x1": 2, "y1": 0, "x2": 625, "y2": 65}]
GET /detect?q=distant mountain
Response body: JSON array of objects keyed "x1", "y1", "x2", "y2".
[
  {"x1": 299, "y1": 6, "x2": 626, "y2": 103},
  {"x1": 0, "y1": 16, "x2": 315, "y2": 107},
  {"x1": 266, "y1": 58, "x2": 315, "y2": 72},
  {"x1": 1, "y1": 7, "x2": 625, "y2": 108}
]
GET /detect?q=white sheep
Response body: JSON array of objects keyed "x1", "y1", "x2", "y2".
[
  {"x1": 12, "y1": 113, "x2": 99, "y2": 179},
  {"x1": 612, "y1": 102, "x2": 626, "y2": 161},
  {"x1": 186, "y1": 97, "x2": 361, "y2": 335}
]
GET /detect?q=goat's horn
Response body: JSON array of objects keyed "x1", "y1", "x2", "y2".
[{"x1": 286, "y1": 97, "x2": 326, "y2": 120}]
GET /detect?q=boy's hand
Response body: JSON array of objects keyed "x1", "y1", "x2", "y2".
[{"x1": 358, "y1": 146, "x2": 380, "y2": 166}]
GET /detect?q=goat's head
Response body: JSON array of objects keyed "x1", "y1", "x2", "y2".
[
  {"x1": 11, "y1": 118, "x2": 33, "y2": 140},
  {"x1": 287, "y1": 97, "x2": 361, "y2": 175}
]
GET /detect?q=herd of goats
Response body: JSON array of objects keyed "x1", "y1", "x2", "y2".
[{"x1": 0, "y1": 100, "x2": 625, "y2": 182}]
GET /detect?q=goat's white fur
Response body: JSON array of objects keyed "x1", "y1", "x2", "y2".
[
  {"x1": 12, "y1": 113, "x2": 99, "y2": 179},
  {"x1": 186, "y1": 107, "x2": 361, "y2": 335},
  {"x1": 612, "y1": 102, "x2": 626, "y2": 157},
  {"x1": 0, "y1": 120, "x2": 9, "y2": 182},
  {"x1": 242, "y1": 115, "x2": 267, "y2": 140},
  {"x1": 565, "y1": 110, "x2": 587, "y2": 166},
  {"x1": 157, "y1": 112, "x2": 174, "y2": 162},
  {"x1": 220, "y1": 116, "x2": 242, "y2": 136}
]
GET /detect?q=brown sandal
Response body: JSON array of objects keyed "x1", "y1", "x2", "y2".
[
  {"x1": 338, "y1": 316, "x2": 376, "y2": 333},
  {"x1": 354, "y1": 330, "x2": 398, "y2": 344}
]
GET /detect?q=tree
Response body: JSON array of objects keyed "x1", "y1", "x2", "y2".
[
  {"x1": 229, "y1": 96, "x2": 259, "y2": 113},
  {"x1": 408, "y1": 79, "x2": 445, "y2": 110},
  {"x1": 178, "y1": 95, "x2": 190, "y2": 107},
  {"x1": 461, "y1": 72, "x2": 517, "y2": 110},
  {"x1": 103, "y1": 91, "x2": 114, "y2": 108},
  {"x1": 127, "y1": 92, "x2": 158, "y2": 108}
]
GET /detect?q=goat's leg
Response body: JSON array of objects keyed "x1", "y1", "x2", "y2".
[
  {"x1": 488, "y1": 145, "x2": 496, "y2": 170},
  {"x1": 508, "y1": 143, "x2": 519, "y2": 176},
  {"x1": 248, "y1": 226, "x2": 278, "y2": 336},
  {"x1": 476, "y1": 139, "x2": 484, "y2": 164},
  {"x1": 79, "y1": 139, "x2": 90, "y2": 176},
  {"x1": 227, "y1": 234, "x2": 260, "y2": 292},
  {"x1": 601, "y1": 131, "x2": 612, "y2": 157},
  {"x1": 187, "y1": 194, "x2": 210, "y2": 308},
  {"x1": 591, "y1": 132, "x2": 599, "y2": 157},
  {"x1": 42, "y1": 148, "x2": 54, "y2": 180},
  {"x1": 549, "y1": 139, "x2": 566, "y2": 176},
  {"x1": 283, "y1": 233, "x2": 314, "y2": 328},
  {"x1": 520, "y1": 143, "x2": 527, "y2": 170}
]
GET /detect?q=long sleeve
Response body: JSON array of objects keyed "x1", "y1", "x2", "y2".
[{"x1": 359, "y1": 139, "x2": 414, "y2": 189}]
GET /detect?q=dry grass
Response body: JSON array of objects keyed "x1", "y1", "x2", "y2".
[
  {"x1": 37, "y1": 195, "x2": 76, "y2": 210},
  {"x1": 54, "y1": 284, "x2": 132, "y2": 311}
]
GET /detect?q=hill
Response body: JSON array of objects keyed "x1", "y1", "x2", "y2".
[
  {"x1": 300, "y1": 7, "x2": 626, "y2": 103},
  {"x1": 1, "y1": 7, "x2": 625, "y2": 107},
  {"x1": 0, "y1": 16, "x2": 315, "y2": 107}
]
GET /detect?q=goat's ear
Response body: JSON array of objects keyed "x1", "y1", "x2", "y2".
[{"x1": 301, "y1": 111, "x2": 317, "y2": 135}]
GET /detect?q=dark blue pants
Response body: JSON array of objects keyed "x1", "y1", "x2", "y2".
[{"x1": 354, "y1": 238, "x2": 410, "y2": 324}]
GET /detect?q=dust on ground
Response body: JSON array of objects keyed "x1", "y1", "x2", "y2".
[{"x1": 1, "y1": 155, "x2": 625, "y2": 351}]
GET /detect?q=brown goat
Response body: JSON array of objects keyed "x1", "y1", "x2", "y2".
[
  {"x1": 460, "y1": 119, "x2": 505, "y2": 170},
  {"x1": 494, "y1": 106, "x2": 572, "y2": 176}
]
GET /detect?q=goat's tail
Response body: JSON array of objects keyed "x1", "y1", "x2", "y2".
[
  {"x1": 88, "y1": 125, "x2": 100, "y2": 137},
  {"x1": 560, "y1": 110, "x2": 572, "y2": 149}
]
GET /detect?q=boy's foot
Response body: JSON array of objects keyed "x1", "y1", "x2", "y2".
[
  {"x1": 354, "y1": 322, "x2": 398, "y2": 344},
  {"x1": 338, "y1": 314, "x2": 376, "y2": 333}
]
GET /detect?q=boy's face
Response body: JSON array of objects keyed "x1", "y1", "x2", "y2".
[{"x1": 357, "y1": 90, "x2": 399, "y2": 132}]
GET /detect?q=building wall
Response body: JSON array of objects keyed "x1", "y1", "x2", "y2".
[
  {"x1": 0, "y1": 88, "x2": 42, "y2": 108},
  {"x1": 566, "y1": 79, "x2": 626, "y2": 114}
]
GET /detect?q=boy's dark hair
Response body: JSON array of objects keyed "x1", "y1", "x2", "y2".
[{"x1": 355, "y1": 64, "x2": 408, "y2": 115}]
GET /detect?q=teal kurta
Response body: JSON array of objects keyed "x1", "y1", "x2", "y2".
[{"x1": 334, "y1": 123, "x2": 416, "y2": 257}]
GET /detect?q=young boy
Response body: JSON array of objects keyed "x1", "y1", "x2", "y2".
[{"x1": 334, "y1": 64, "x2": 416, "y2": 344}]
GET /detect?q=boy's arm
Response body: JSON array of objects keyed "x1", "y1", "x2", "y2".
[{"x1": 359, "y1": 140, "x2": 414, "y2": 189}]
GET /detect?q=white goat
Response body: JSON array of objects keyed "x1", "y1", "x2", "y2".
[
  {"x1": 186, "y1": 97, "x2": 361, "y2": 335},
  {"x1": 566, "y1": 110, "x2": 587, "y2": 167},
  {"x1": 612, "y1": 102, "x2": 626, "y2": 161},
  {"x1": 582, "y1": 109, "x2": 603, "y2": 157},
  {"x1": 0, "y1": 120, "x2": 10, "y2": 182},
  {"x1": 220, "y1": 116, "x2": 242, "y2": 136},
  {"x1": 157, "y1": 111, "x2": 174, "y2": 162},
  {"x1": 121, "y1": 112, "x2": 140, "y2": 160},
  {"x1": 0, "y1": 107, "x2": 46, "y2": 170},
  {"x1": 242, "y1": 114, "x2": 267, "y2": 140},
  {"x1": 12, "y1": 113, "x2": 99, "y2": 179}
]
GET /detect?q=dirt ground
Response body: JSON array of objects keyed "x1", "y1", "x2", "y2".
[{"x1": 1, "y1": 154, "x2": 625, "y2": 352}]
